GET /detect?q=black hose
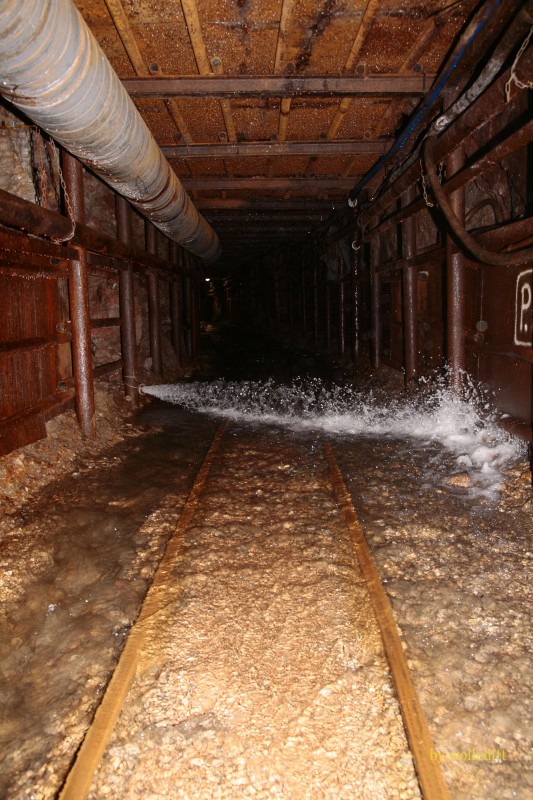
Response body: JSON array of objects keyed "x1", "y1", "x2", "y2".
[{"x1": 423, "y1": 134, "x2": 533, "y2": 267}]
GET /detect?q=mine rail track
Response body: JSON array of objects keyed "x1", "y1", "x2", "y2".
[{"x1": 59, "y1": 421, "x2": 449, "y2": 800}]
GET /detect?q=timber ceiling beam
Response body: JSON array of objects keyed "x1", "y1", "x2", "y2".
[
  {"x1": 197, "y1": 199, "x2": 341, "y2": 210},
  {"x1": 182, "y1": 177, "x2": 355, "y2": 190},
  {"x1": 163, "y1": 140, "x2": 391, "y2": 157},
  {"x1": 123, "y1": 74, "x2": 435, "y2": 98}
]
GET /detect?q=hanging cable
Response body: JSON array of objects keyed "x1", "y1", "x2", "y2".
[
  {"x1": 347, "y1": 0, "x2": 503, "y2": 206},
  {"x1": 423, "y1": 134, "x2": 533, "y2": 267}
]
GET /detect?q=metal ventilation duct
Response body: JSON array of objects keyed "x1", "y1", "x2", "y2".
[{"x1": 0, "y1": 0, "x2": 221, "y2": 263}]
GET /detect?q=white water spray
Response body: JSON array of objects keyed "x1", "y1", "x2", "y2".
[{"x1": 143, "y1": 377, "x2": 523, "y2": 494}]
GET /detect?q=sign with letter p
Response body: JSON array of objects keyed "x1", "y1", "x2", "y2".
[{"x1": 514, "y1": 269, "x2": 533, "y2": 347}]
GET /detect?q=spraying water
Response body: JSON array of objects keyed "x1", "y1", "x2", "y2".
[{"x1": 142, "y1": 376, "x2": 523, "y2": 495}]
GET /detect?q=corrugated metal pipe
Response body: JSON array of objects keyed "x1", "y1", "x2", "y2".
[{"x1": 0, "y1": 0, "x2": 221, "y2": 263}]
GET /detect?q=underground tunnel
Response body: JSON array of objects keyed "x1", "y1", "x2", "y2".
[{"x1": 0, "y1": 0, "x2": 532, "y2": 798}]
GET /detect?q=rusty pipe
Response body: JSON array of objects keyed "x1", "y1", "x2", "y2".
[{"x1": 0, "y1": 0, "x2": 220, "y2": 263}]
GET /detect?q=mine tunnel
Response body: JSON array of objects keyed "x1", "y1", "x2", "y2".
[{"x1": 0, "y1": 0, "x2": 532, "y2": 798}]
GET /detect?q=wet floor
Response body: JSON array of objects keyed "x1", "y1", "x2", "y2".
[{"x1": 1, "y1": 324, "x2": 532, "y2": 799}]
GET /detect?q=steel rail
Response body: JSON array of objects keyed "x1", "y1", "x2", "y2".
[
  {"x1": 58, "y1": 420, "x2": 228, "y2": 800},
  {"x1": 324, "y1": 443, "x2": 451, "y2": 800}
]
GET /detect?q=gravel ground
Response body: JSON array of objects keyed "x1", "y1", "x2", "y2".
[
  {"x1": 87, "y1": 424, "x2": 421, "y2": 800},
  {"x1": 333, "y1": 435, "x2": 533, "y2": 800},
  {"x1": 1, "y1": 357, "x2": 531, "y2": 799}
]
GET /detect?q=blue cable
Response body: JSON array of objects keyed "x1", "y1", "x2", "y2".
[{"x1": 348, "y1": 0, "x2": 502, "y2": 204}]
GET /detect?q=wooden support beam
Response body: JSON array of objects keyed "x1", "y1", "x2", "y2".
[
  {"x1": 197, "y1": 198, "x2": 341, "y2": 211},
  {"x1": 182, "y1": 177, "x2": 355, "y2": 190},
  {"x1": 122, "y1": 74, "x2": 434, "y2": 97},
  {"x1": 180, "y1": 0, "x2": 237, "y2": 144},
  {"x1": 103, "y1": 0, "x2": 147, "y2": 76},
  {"x1": 163, "y1": 139, "x2": 391, "y2": 158}
]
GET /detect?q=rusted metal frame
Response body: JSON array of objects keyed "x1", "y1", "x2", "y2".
[
  {"x1": 162, "y1": 140, "x2": 392, "y2": 157},
  {"x1": 62, "y1": 152, "x2": 96, "y2": 439},
  {"x1": 300, "y1": 252, "x2": 307, "y2": 336},
  {"x1": 312, "y1": 249, "x2": 319, "y2": 349},
  {"x1": 123, "y1": 74, "x2": 432, "y2": 98},
  {"x1": 438, "y1": 116, "x2": 533, "y2": 198},
  {"x1": 198, "y1": 199, "x2": 339, "y2": 211},
  {"x1": 350, "y1": 234, "x2": 360, "y2": 363},
  {"x1": 68, "y1": 248, "x2": 96, "y2": 437},
  {"x1": 0, "y1": 258, "x2": 67, "y2": 280},
  {"x1": 145, "y1": 221, "x2": 163, "y2": 378},
  {"x1": 191, "y1": 277, "x2": 200, "y2": 362},
  {"x1": 90, "y1": 317, "x2": 121, "y2": 329},
  {"x1": 169, "y1": 243, "x2": 184, "y2": 366},
  {"x1": 0, "y1": 188, "x2": 179, "y2": 274},
  {"x1": 182, "y1": 252, "x2": 193, "y2": 359},
  {"x1": 401, "y1": 185, "x2": 418, "y2": 390},
  {"x1": 0, "y1": 334, "x2": 70, "y2": 355},
  {"x1": 183, "y1": 178, "x2": 356, "y2": 191},
  {"x1": 116, "y1": 196, "x2": 138, "y2": 403},
  {"x1": 325, "y1": 280, "x2": 332, "y2": 352},
  {"x1": 446, "y1": 143, "x2": 467, "y2": 393},
  {"x1": 0, "y1": 237, "x2": 70, "y2": 271},
  {"x1": 366, "y1": 63, "x2": 527, "y2": 222},
  {"x1": 338, "y1": 252, "x2": 346, "y2": 358},
  {"x1": 465, "y1": 341, "x2": 533, "y2": 365},
  {"x1": 375, "y1": 245, "x2": 445, "y2": 275},
  {"x1": 0, "y1": 390, "x2": 75, "y2": 457},
  {"x1": 370, "y1": 226, "x2": 382, "y2": 370},
  {"x1": 93, "y1": 360, "x2": 123, "y2": 379}
]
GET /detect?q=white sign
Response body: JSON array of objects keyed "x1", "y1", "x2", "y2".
[{"x1": 514, "y1": 269, "x2": 532, "y2": 347}]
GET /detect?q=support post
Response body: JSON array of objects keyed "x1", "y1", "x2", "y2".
[
  {"x1": 183, "y1": 253, "x2": 193, "y2": 359},
  {"x1": 62, "y1": 151, "x2": 95, "y2": 437},
  {"x1": 313, "y1": 249, "x2": 319, "y2": 349},
  {"x1": 338, "y1": 251, "x2": 346, "y2": 357},
  {"x1": 371, "y1": 232, "x2": 381, "y2": 370},
  {"x1": 170, "y1": 243, "x2": 184, "y2": 367},
  {"x1": 402, "y1": 185, "x2": 418, "y2": 390},
  {"x1": 446, "y1": 143, "x2": 466, "y2": 393},
  {"x1": 350, "y1": 236, "x2": 360, "y2": 362},
  {"x1": 116, "y1": 195, "x2": 138, "y2": 402},
  {"x1": 145, "y1": 221, "x2": 163, "y2": 377}
]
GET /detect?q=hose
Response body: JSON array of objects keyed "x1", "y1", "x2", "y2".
[
  {"x1": 348, "y1": 0, "x2": 503, "y2": 205},
  {"x1": 423, "y1": 134, "x2": 533, "y2": 267}
]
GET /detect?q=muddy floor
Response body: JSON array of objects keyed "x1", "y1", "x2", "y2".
[{"x1": 0, "y1": 329, "x2": 532, "y2": 799}]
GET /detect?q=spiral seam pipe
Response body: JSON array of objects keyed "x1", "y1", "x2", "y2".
[{"x1": 0, "y1": 0, "x2": 221, "y2": 263}]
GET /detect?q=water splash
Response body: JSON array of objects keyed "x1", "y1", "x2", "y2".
[{"x1": 142, "y1": 377, "x2": 522, "y2": 495}]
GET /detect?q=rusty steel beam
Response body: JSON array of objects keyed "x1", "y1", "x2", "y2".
[
  {"x1": 169, "y1": 243, "x2": 184, "y2": 366},
  {"x1": 163, "y1": 140, "x2": 392, "y2": 158},
  {"x1": 402, "y1": 185, "x2": 418, "y2": 390},
  {"x1": 182, "y1": 178, "x2": 355, "y2": 191},
  {"x1": 0, "y1": 188, "x2": 179, "y2": 273},
  {"x1": 93, "y1": 359, "x2": 122, "y2": 379},
  {"x1": 62, "y1": 152, "x2": 96, "y2": 439},
  {"x1": 338, "y1": 255, "x2": 346, "y2": 357},
  {"x1": 90, "y1": 317, "x2": 121, "y2": 329},
  {"x1": 116, "y1": 196, "x2": 138, "y2": 403},
  {"x1": 123, "y1": 74, "x2": 433, "y2": 98},
  {"x1": 371, "y1": 232, "x2": 381, "y2": 370},
  {"x1": 0, "y1": 335, "x2": 69, "y2": 355},
  {"x1": 197, "y1": 198, "x2": 340, "y2": 211},
  {"x1": 145, "y1": 221, "x2": 163, "y2": 377},
  {"x1": 446, "y1": 144, "x2": 466, "y2": 394}
]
